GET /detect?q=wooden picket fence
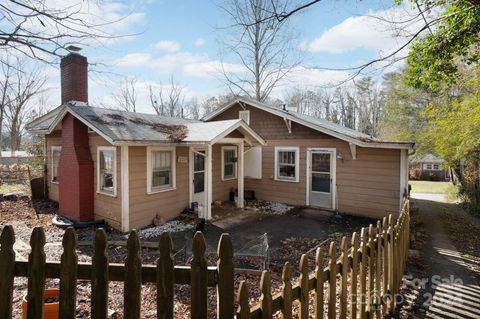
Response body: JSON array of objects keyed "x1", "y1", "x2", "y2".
[{"x1": 0, "y1": 199, "x2": 410, "y2": 319}]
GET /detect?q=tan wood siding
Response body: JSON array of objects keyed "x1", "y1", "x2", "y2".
[
  {"x1": 212, "y1": 144, "x2": 237, "y2": 203},
  {"x1": 128, "y1": 146, "x2": 189, "y2": 230},
  {"x1": 89, "y1": 134, "x2": 122, "y2": 229},
  {"x1": 45, "y1": 134, "x2": 61, "y2": 202},
  {"x1": 212, "y1": 102, "x2": 331, "y2": 140},
  {"x1": 211, "y1": 104, "x2": 401, "y2": 218},
  {"x1": 244, "y1": 139, "x2": 401, "y2": 219}
]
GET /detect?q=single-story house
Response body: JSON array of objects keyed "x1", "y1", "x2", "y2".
[
  {"x1": 409, "y1": 154, "x2": 450, "y2": 181},
  {"x1": 203, "y1": 98, "x2": 414, "y2": 219},
  {"x1": 27, "y1": 52, "x2": 414, "y2": 231},
  {"x1": 27, "y1": 53, "x2": 265, "y2": 231}
]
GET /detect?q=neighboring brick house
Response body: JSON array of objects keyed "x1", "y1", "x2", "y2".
[
  {"x1": 203, "y1": 98, "x2": 414, "y2": 220},
  {"x1": 409, "y1": 154, "x2": 450, "y2": 181},
  {"x1": 27, "y1": 52, "x2": 414, "y2": 231}
]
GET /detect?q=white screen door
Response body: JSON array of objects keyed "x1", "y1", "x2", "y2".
[
  {"x1": 192, "y1": 150, "x2": 206, "y2": 207},
  {"x1": 309, "y1": 150, "x2": 334, "y2": 209}
]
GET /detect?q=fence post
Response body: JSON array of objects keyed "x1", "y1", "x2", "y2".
[
  {"x1": 339, "y1": 237, "x2": 348, "y2": 319},
  {"x1": 387, "y1": 223, "x2": 395, "y2": 313},
  {"x1": 191, "y1": 232, "x2": 208, "y2": 319},
  {"x1": 91, "y1": 229, "x2": 109, "y2": 319},
  {"x1": 367, "y1": 225, "x2": 374, "y2": 319},
  {"x1": 59, "y1": 227, "x2": 78, "y2": 319},
  {"x1": 327, "y1": 242, "x2": 336, "y2": 319},
  {"x1": 359, "y1": 228, "x2": 367, "y2": 318},
  {"x1": 217, "y1": 233, "x2": 234, "y2": 319},
  {"x1": 381, "y1": 217, "x2": 388, "y2": 316},
  {"x1": 26, "y1": 227, "x2": 46, "y2": 319},
  {"x1": 237, "y1": 281, "x2": 250, "y2": 319},
  {"x1": 0, "y1": 225, "x2": 15, "y2": 319},
  {"x1": 281, "y1": 262, "x2": 293, "y2": 319},
  {"x1": 299, "y1": 254, "x2": 309, "y2": 319},
  {"x1": 314, "y1": 248, "x2": 324, "y2": 319},
  {"x1": 375, "y1": 221, "x2": 382, "y2": 318},
  {"x1": 260, "y1": 270, "x2": 272, "y2": 319},
  {"x1": 350, "y1": 232, "x2": 359, "y2": 319},
  {"x1": 157, "y1": 233, "x2": 174, "y2": 319},
  {"x1": 124, "y1": 230, "x2": 142, "y2": 319}
]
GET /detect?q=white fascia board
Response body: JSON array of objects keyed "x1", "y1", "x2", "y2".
[
  {"x1": 210, "y1": 121, "x2": 266, "y2": 146},
  {"x1": 205, "y1": 98, "x2": 413, "y2": 150}
]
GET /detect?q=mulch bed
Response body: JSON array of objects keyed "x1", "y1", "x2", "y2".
[{"x1": 2, "y1": 197, "x2": 369, "y2": 318}]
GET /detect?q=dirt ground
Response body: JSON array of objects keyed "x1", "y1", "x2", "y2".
[
  {"x1": 1, "y1": 197, "x2": 377, "y2": 318},
  {"x1": 393, "y1": 193, "x2": 480, "y2": 319}
]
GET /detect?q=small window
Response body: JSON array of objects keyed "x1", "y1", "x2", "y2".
[
  {"x1": 97, "y1": 146, "x2": 116, "y2": 196},
  {"x1": 239, "y1": 110, "x2": 250, "y2": 125},
  {"x1": 423, "y1": 163, "x2": 441, "y2": 171},
  {"x1": 275, "y1": 147, "x2": 299, "y2": 182},
  {"x1": 51, "y1": 146, "x2": 61, "y2": 183},
  {"x1": 147, "y1": 146, "x2": 176, "y2": 193},
  {"x1": 222, "y1": 146, "x2": 237, "y2": 180}
]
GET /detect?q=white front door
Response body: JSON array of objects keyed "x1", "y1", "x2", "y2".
[
  {"x1": 192, "y1": 149, "x2": 206, "y2": 208},
  {"x1": 309, "y1": 150, "x2": 335, "y2": 209}
]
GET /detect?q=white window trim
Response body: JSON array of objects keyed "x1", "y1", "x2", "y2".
[
  {"x1": 239, "y1": 110, "x2": 250, "y2": 125},
  {"x1": 274, "y1": 146, "x2": 300, "y2": 183},
  {"x1": 51, "y1": 146, "x2": 61, "y2": 184},
  {"x1": 97, "y1": 146, "x2": 117, "y2": 197},
  {"x1": 423, "y1": 163, "x2": 441, "y2": 171},
  {"x1": 221, "y1": 146, "x2": 238, "y2": 181},
  {"x1": 147, "y1": 146, "x2": 176, "y2": 194}
]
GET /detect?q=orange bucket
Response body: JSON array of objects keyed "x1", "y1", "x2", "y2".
[{"x1": 22, "y1": 288, "x2": 60, "y2": 319}]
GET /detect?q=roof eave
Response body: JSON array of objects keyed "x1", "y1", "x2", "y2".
[{"x1": 203, "y1": 98, "x2": 413, "y2": 149}]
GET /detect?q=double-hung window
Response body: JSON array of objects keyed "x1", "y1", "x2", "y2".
[
  {"x1": 51, "y1": 146, "x2": 61, "y2": 183},
  {"x1": 97, "y1": 146, "x2": 116, "y2": 196},
  {"x1": 275, "y1": 147, "x2": 299, "y2": 182},
  {"x1": 222, "y1": 146, "x2": 237, "y2": 180},
  {"x1": 147, "y1": 146, "x2": 176, "y2": 193}
]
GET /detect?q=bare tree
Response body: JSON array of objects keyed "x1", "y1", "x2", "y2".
[
  {"x1": 113, "y1": 77, "x2": 138, "y2": 113},
  {"x1": 219, "y1": 0, "x2": 301, "y2": 102},
  {"x1": 149, "y1": 76, "x2": 185, "y2": 117},
  {"x1": 0, "y1": 0, "x2": 134, "y2": 64},
  {"x1": 4, "y1": 59, "x2": 45, "y2": 155},
  {"x1": 0, "y1": 60, "x2": 14, "y2": 155}
]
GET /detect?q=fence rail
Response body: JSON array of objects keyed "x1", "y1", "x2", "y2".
[{"x1": 0, "y1": 199, "x2": 410, "y2": 319}]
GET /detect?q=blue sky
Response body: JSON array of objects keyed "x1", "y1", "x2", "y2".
[{"x1": 42, "y1": 0, "x2": 420, "y2": 113}]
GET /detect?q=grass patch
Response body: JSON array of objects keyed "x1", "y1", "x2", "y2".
[
  {"x1": 0, "y1": 183, "x2": 30, "y2": 194},
  {"x1": 409, "y1": 181, "x2": 457, "y2": 195}
]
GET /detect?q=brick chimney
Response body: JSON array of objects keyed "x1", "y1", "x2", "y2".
[
  {"x1": 58, "y1": 52, "x2": 94, "y2": 221},
  {"x1": 60, "y1": 53, "x2": 88, "y2": 104}
]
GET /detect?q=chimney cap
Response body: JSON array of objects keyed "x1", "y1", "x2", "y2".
[{"x1": 66, "y1": 45, "x2": 82, "y2": 53}]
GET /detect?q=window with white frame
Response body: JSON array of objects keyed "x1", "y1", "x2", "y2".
[
  {"x1": 51, "y1": 146, "x2": 61, "y2": 183},
  {"x1": 147, "y1": 146, "x2": 176, "y2": 193},
  {"x1": 423, "y1": 163, "x2": 441, "y2": 171},
  {"x1": 275, "y1": 147, "x2": 299, "y2": 182},
  {"x1": 97, "y1": 147, "x2": 116, "y2": 196},
  {"x1": 239, "y1": 110, "x2": 250, "y2": 125},
  {"x1": 222, "y1": 146, "x2": 237, "y2": 180}
]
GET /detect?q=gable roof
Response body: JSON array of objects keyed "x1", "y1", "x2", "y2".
[
  {"x1": 26, "y1": 101, "x2": 265, "y2": 146},
  {"x1": 411, "y1": 153, "x2": 444, "y2": 164},
  {"x1": 203, "y1": 97, "x2": 414, "y2": 150}
]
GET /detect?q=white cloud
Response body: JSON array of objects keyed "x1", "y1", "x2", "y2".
[
  {"x1": 183, "y1": 61, "x2": 245, "y2": 78},
  {"x1": 116, "y1": 51, "x2": 211, "y2": 74},
  {"x1": 303, "y1": 6, "x2": 422, "y2": 54},
  {"x1": 282, "y1": 67, "x2": 350, "y2": 88},
  {"x1": 194, "y1": 38, "x2": 206, "y2": 46},
  {"x1": 154, "y1": 40, "x2": 181, "y2": 52},
  {"x1": 116, "y1": 53, "x2": 153, "y2": 67}
]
